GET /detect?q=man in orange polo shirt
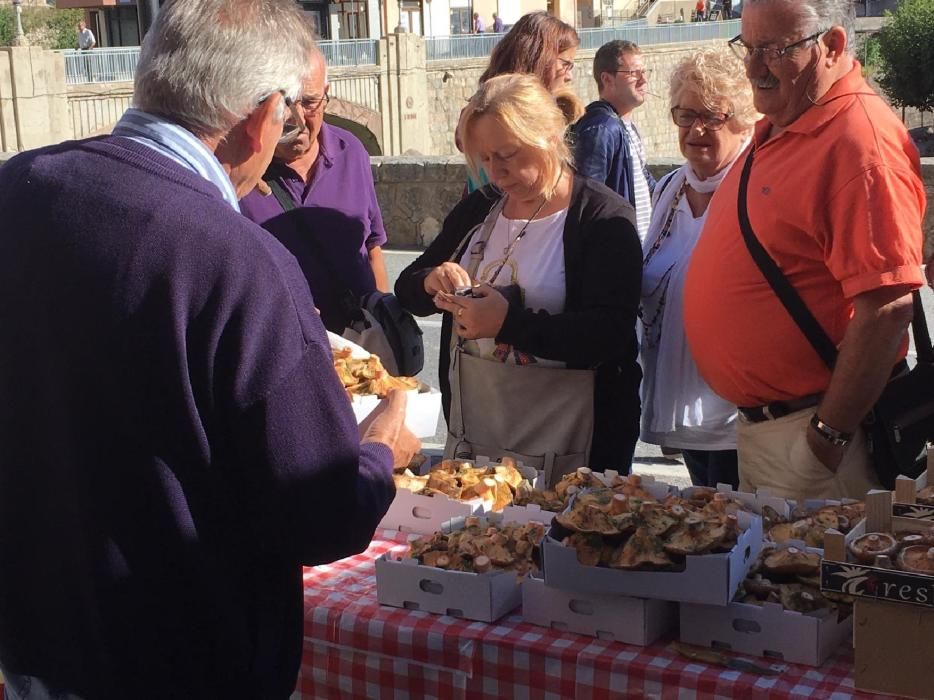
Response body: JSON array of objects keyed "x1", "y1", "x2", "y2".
[{"x1": 683, "y1": 0, "x2": 926, "y2": 501}]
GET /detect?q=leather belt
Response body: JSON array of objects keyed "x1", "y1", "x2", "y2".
[
  {"x1": 737, "y1": 360, "x2": 909, "y2": 425},
  {"x1": 738, "y1": 394, "x2": 821, "y2": 424}
]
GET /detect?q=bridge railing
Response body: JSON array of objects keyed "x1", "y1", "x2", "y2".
[
  {"x1": 59, "y1": 47, "x2": 140, "y2": 85},
  {"x1": 425, "y1": 18, "x2": 735, "y2": 62},
  {"x1": 319, "y1": 39, "x2": 380, "y2": 67},
  {"x1": 576, "y1": 18, "x2": 741, "y2": 50}
]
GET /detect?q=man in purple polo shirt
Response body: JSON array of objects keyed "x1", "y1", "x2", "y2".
[{"x1": 240, "y1": 49, "x2": 390, "y2": 335}]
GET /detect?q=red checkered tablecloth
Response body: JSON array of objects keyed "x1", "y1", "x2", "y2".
[{"x1": 294, "y1": 530, "x2": 896, "y2": 700}]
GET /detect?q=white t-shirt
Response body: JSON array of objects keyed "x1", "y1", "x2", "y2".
[{"x1": 458, "y1": 207, "x2": 568, "y2": 367}]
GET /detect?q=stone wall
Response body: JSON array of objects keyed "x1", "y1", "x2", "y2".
[
  {"x1": 372, "y1": 155, "x2": 934, "y2": 253},
  {"x1": 0, "y1": 47, "x2": 71, "y2": 152},
  {"x1": 425, "y1": 39, "x2": 740, "y2": 161}
]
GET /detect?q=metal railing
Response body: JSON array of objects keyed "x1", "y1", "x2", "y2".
[
  {"x1": 59, "y1": 47, "x2": 140, "y2": 85},
  {"x1": 425, "y1": 33, "x2": 506, "y2": 62},
  {"x1": 427, "y1": 17, "x2": 733, "y2": 62},
  {"x1": 319, "y1": 39, "x2": 380, "y2": 67},
  {"x1": 576, "y1": 18, "x2": 741, "y2": 50}
]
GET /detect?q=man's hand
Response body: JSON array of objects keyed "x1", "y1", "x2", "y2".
[
  {"x1": 814, "y1": 285, "x2": 914, "y2": 469},
  {"x1": 805, "y1": 422, "x2": 846, "y2": 473},
  {"x1": 360, "y1": 389, "x2": 421, "y2": 469},
  {"x1": 433, "y1": 285, "x2": 508, "y2": 340},
  {"x1": 423, "y1": 262, "x2": 472, "y2": 295}
]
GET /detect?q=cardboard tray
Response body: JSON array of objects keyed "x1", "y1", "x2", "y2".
[
  {"x1": 679, "y1": 599, "x2": 851, "y2": 667},
  {"x1": 351, "y1": 383, "x2": 441, "y2": 438},
  {"x1": 680, "y1": 542, "x2": 852, "y2": 666},
  {"x1": 375, "y1": 515, "x2": 525, "y2": 622},
  {"x1": 380, "y1": 458, "x2": 539, "y2": 534},
  {"x1": 521, "y1": 575, "x2": 676, "y2": 645},
  {"x1": 542, "y1": 511, "x2": 762, "y2": 606}
]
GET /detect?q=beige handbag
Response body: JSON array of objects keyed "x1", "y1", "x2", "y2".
[{"x1": 443, "y1": 197, "x2": 595, "y2": 486}]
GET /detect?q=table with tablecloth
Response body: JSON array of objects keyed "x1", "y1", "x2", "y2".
[{"x1": 295, "y1": 529, "x2": 896, "y2": 699}]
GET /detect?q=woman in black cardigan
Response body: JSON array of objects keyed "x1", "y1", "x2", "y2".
[{"x1": 395, "y1": 74, "x2": 643, "y2": 478}]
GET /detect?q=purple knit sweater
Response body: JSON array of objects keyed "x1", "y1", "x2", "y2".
[{"x1": 0, "y1": 136, "x2": 395, "y2": 699}]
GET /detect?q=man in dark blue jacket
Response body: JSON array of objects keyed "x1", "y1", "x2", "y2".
[{"x1": 573, "y1": 40, "x2": 656, "y2": 243}]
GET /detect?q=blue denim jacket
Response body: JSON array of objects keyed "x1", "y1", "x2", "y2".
[{"x1": 572, "y1": 100, "x2": 655, "y2": 207}]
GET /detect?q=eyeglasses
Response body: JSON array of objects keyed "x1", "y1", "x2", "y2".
[
  {"x1": 270, "y1": 91, "x2": 307, "y2": 144},
  {"x1": 557, "y1": 57, "x2": 575, "y2": 74},
  {"x1": 615, "y1": 68, "x2": 651, "y2": 81},
  {"x1": 728, "y1": 30, "x2": 825, "y2": 64},
  {"x1": 296, "y1": 93, "x2": 330, "y2": 113},
  {"x1": 670, "y1": 106, "x2": 734, "y2": 131}
]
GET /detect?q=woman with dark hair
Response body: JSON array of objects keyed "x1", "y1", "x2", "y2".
[
  {"x1": 463, "y1": 11, "x2": 581, "y2": 193},
  {"x1": 479, "y1": 11, "x2": 579, "y2": 91}
]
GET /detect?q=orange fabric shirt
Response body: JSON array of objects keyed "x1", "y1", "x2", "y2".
[{"x1": 684, "y1": 63, "x2": 926, "y2": 408}]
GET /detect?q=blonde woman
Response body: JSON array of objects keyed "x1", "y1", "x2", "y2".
[
  {"x1": 396, "y1": 74, "x2": 642, "y2": 482},
  {"x1": 639, "y1": 49, "x2": 757, "y2": 488}
]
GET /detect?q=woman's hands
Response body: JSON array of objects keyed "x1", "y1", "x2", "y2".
[
  {"x1": 423, "y1": 262, "x2": 472, "y2": 296},
  {"x1": 434, "y1": 285, "x2": 509, "y2": 340}
]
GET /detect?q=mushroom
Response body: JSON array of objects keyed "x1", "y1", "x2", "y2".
[
  {"x1": 743, "y1": 574, "x2": 781, "y2": 599},
  {"x1": 897, "y1": 546, "x2": 934, "y2": 574},
  {"x1": 638, "y1": 502, "x2": 681, "y2": 537},
  {"x1": 608, "y1": 526, "x2": 674, "y2": 570},
  {"x1": 473, "y1": 554, "x2": 492, "y2": 574},
  {"x1": 393, "y1": 471, "x2": 429, "y2": 494},
  {"x1": 779, "y1": 584, "x2": 830, "y2": 613},
  {"x1": 761, "y1": 505, "x2": 786, "y2": 532},
  {"x1": 663, "y1": 515, "x2": 724, "y2": 555},
  {"x1": 762, "y1": 547, "x2": 821, "y2": 577},
  {"x1": 563, "y1": 533, "x2": 603, "y2": 567},
  {"x1": 848, "y1": 532, "x2": 899, "y2": 564}
]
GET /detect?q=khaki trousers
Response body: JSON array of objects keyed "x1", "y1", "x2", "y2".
[{"x1": 737, "y1": 407, "x2": 881, "y2": 501}]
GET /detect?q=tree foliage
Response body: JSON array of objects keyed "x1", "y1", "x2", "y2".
[
  {"x1": 0, "y1": 6, "x2": 84, "y2": 50},
  {"x1": 876, "y1": 0, "x2": 934, "y2": 113}
]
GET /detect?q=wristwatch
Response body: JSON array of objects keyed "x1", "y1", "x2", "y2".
[{"x1": 809, "y1": 414, "x2": 853, "y2": 448}]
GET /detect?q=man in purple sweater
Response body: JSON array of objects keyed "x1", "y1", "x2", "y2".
[{"x1": 0, "y1": 1, "x2": 417, "y2": 698}]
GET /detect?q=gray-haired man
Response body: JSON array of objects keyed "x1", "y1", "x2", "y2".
[{"x1": 0, "y1": 1, "x2": 417, "y2": 697}]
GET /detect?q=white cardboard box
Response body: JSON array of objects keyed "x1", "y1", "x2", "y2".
[
  {"x1": 542, "y1": 512, "x2": 763, "y2": 606},
  {"x1": 379, "y1": 458, "x2": 538, "y2": 534},
  {"x1": 375, "y1": 525, "x2": 524, "y2": 623},
  {"x1": 350, "y1": 384, "x2": 441, "y2": 438},
  {"x1": 522, "y1": 575, "x2": 676, "y2": 645},
  {"x1": 679, "y1": 600, "x2": 852, "y2": 666}
]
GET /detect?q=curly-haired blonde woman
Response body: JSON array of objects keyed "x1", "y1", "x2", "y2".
[
  {"x1": 397, "y1": 74, "x2": 642, "y2": 482},
  {"x1": 639, "y1": 49, "x2": 758, "y2": 488}
]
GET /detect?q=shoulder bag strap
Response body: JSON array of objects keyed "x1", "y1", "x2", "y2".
[
  {"x1": 263, "y1": 174, "x2": 357, "y2": 309},
  {"x1": 737, "y1": 148, "x2": 838, "y2": 370},
  {"x1": 737, "y1": 149, "x2": 934, "y2": 369},
  {"x1": 450, "y1": 195, "x2": 507, "y2": 280}
]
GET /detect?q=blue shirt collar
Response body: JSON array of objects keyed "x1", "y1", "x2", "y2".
[{"x1": 113, "y1": 108, "x2": 240, "y2": 212}]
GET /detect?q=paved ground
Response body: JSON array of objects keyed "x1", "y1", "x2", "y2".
[{"x1": 385, "y1": 247, "x2": 934, "y2": 490}]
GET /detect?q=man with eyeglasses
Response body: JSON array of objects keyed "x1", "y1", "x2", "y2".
[
  {"x1": 0, "y1": 2, "x2": 417, "y2": 698},
  {"x1": 573, "y1": 39, "x2": 655, "y2": 243},
  {"x1": 683, "y1": 0, "x2": 926, "y2": 501},
  {"x1": 241, "y1": 48, "x2": 391, "y2": 338}
]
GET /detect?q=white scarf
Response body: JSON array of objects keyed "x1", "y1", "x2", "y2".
[{"x1": 682, "y1": 138, "x2": 751, "y2": 193}]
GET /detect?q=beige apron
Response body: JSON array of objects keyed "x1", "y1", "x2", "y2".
[{"x1": 442, "y1": 197, "x2": 595, "y2": 486}]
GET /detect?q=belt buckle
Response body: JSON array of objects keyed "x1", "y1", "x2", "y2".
[{"x1": 761, "y1": 404, "x2": 776, "y2": 421}]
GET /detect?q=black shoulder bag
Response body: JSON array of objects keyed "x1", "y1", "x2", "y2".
[
  {"x1": 265, "y1": 178, "x2": 424, "y2": 377},
  {"x1": 737, "y1": 148, "x2": 934, "y2": 488}
]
